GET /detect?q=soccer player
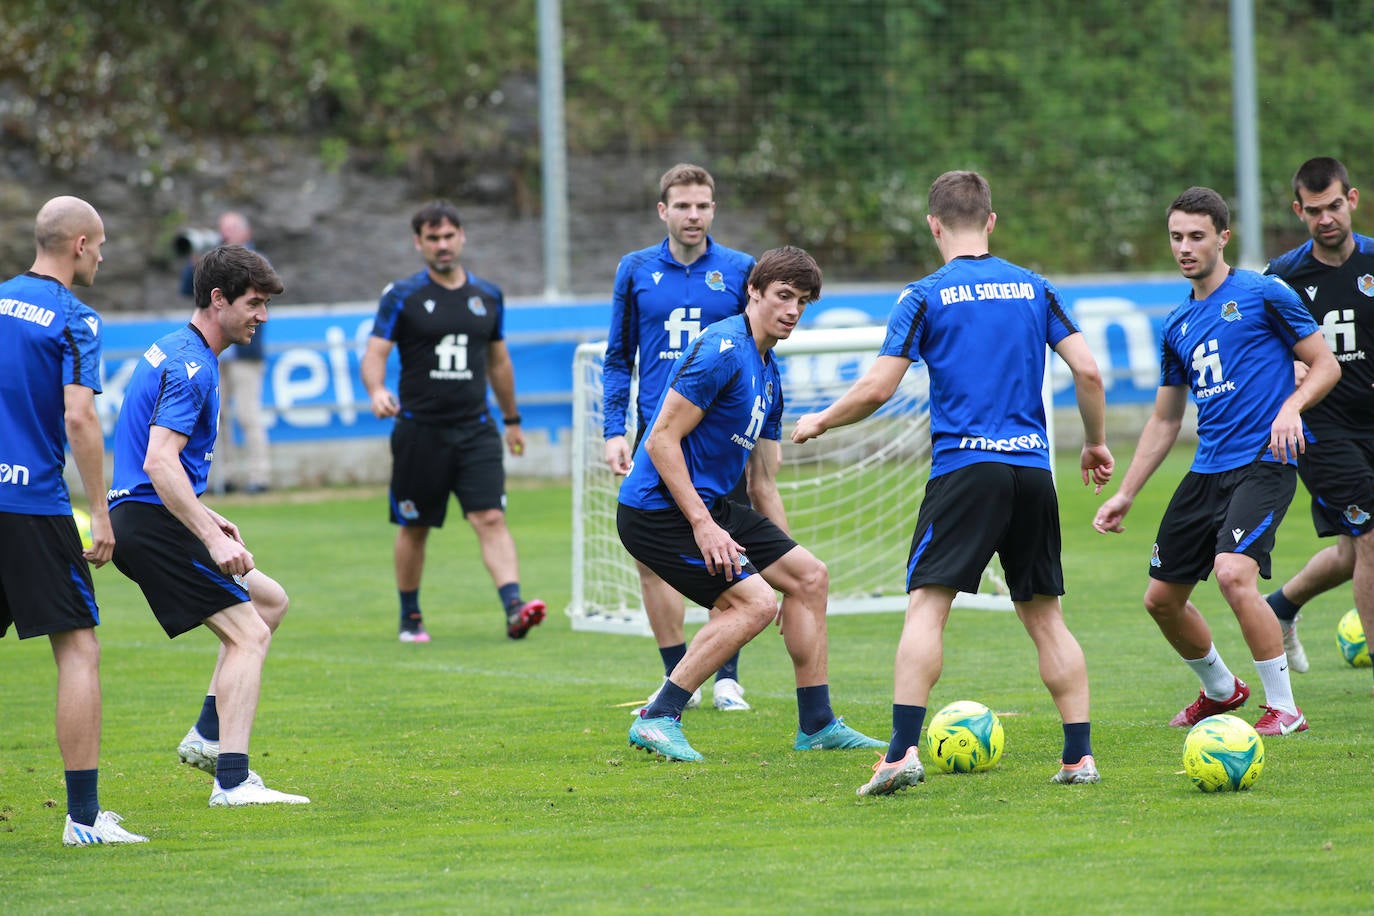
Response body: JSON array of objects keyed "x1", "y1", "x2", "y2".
[
  {"x1": 1261, "y1": 158, "x2": 1374, "y2": 695},
  {"x1": 793, "y1": 170, "x2": 1114, "y2": 795},
  {"x1": 1, "y1": 196, "x2": 147, "y2": 845},
  {"x1": 361, "y1": 200, "x2": 545, "y2": 643},
  {"x1": 620, "y1": 246, "x2": 885, "y2": 762},
  {"x1": 109, "y1": 244, "x2": 309, "y2": 806},
  {"x1": 1094, "y1": 186, "x2": 1341, "y2": 736},
  {"x1": 604, "y1": 163, "x2": 757, "y2": 712}
]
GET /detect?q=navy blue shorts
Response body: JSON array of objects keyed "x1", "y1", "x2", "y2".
[
  {"x1": 389, "y1": 416, "x2": 505, "y2": 526},
  {"x1": 1298, "y1": 437, "x2": 1374, "y2": 538},
  {"x1": 0, "y1": 511, "x2": 99, "y2": 639}
]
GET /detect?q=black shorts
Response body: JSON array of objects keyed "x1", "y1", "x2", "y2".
[
  {"x1": 1298, "y1": 437, "x2": 1374, "y2": 538},
  {"x1": 617, "y1": 498, "x2": 796, "y2": 608},
  {"x1": 905, "y1": 463, "x2": 1063, "y2": 601},
  {"x1": 110, "y1": 501, "x2": 251, "y2": 638},
  {"x1": 1150, "y1": 460, "x2": 1296, "y2": 584},
  {"x1": 389, "y1": 417, "x2": 505, "y2": 526},
  {"x1": 0, "y1": 512, "x2": 99, "y2": 639}
]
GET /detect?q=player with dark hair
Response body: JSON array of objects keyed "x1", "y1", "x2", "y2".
[
  {"x1": 620, "y1": 245, "x2": 885, "y2": 762},
  {"x1": 1262, "y1": 157, "x2": 1374, "y2": 695},
  {"x1": 1, "y1": 196, "x2": 147, "y2": 844},
  {"x1": 362, "y1": 200, "x2": 545, "y2": 643},
  {"x1": 1095, "y1": 186, "x2": 1341, "y2": 736},
  {"x1": 794, "y1": 170, "x2": 1114, "y2": 795},
  {"x1": 110, "y1": 245, "x2": 309, "y2": 806},
  {"x1": 605, "y1": 163, "x2": 757, "y2": 712}
]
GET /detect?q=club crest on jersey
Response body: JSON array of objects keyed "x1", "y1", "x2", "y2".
[
  {"x1": 1345, "y1": 504, "x2": 1371, "y2": 526},
  {"x1": 423, "y1": 299, "x2": 436, "y2": 314},
  {"x1": 705, "y1": 270, "x2": 726, "y2": 292},
  {"x1": 1220, "y1": 300, "x2": 1241, "y2": 322},
  {"x1": 467, "y1": 296, "x2": 487, "y2": 316},
  {"x1": 765, "y1": 380, "x2": 774, "y2": 400},
  {"x1": 1358, "y1": 274, "x2": 1374, "y2": 298}
]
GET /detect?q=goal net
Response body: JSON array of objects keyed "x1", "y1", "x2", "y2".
[{"x1": 569, "y1": 325, "x2": 1037, "y2": 635}]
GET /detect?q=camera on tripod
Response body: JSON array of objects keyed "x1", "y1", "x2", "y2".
[{"x1": 173, "y1": 227, "x2": 222, "y2": 257}]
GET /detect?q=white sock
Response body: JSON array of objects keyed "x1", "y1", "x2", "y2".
[
  {"x1": 1183, "y1": 645, "x2": 1238, "y2": 699},
  {"x1": 1254, "y1": 654, "x2": 1298, "y2": 715}
]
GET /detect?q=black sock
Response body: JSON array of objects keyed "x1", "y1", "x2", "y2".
[
  {"x1": 1266, "y1": 588, "x2": 1301, "y2": 622},
  {"x1": 644, "y1": 680, "x2": 693, "y2": 719},
  {"x1": 65, "y1": 769, "x2": 99, "y2": 826},
  {"x1": 400, "y1": 589, "x2": 422, "y2": 629},
  {"x1": 659, "y1": 643, "x2": 687, "y2": 677},
  {"x1": 796, "y1": 685, "x2": 834, "y2": 735},
  {"x1": 887, "y1": 704, "x2": 926, "y2": 763},
  {"x1": 716, "y1": 651, "x2": 741, "y2": 683},
  {"x1": 498, "y1": 582, "x2": 522, "y2": 615},
  {"x1": 217, "y1": 752, "x2": 249, "y2": 790},
  {"x1": 195, "y1": 695, "x2": 220, "y2": 741},
  {"x1": 1062, "y1": 721, "x2": 1093, "y2": 765}
]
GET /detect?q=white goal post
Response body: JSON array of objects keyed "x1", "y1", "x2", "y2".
[{"x1": 569, "y1": 325, "x2": 1054, "y2": 635}]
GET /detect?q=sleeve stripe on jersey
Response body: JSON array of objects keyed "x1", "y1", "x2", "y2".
[
  {"x1": 669, "y1": 335, "x2": 708, "y2": 388},
  {"x1": 1048, "y1": 290, "x2": 1079, "y2": 334},
  {"x1": 899, "y1": 294, "x2": 926, "y2": 356},
  {"x1": 1262, "y1": 300, "x2": 1305, "y2": 345},
  {"x1": 63, "y1": 325, "x2": 82, "y2": 385}
]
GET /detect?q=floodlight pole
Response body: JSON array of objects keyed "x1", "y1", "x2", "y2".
[
  {"x1": 538, "y1": 0, "x2": 571, "y2": 299},
  {"x1": 1231, "y1": 0, "x2": 1263, "y2": 270}
]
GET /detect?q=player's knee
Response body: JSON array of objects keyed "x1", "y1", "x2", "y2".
[
  {"x1": 1142, "y1": 589, "x2": 1178, "y2": 622},
  {"x1": 792, "y1": 557, "x2": 828, "y2": 604}
]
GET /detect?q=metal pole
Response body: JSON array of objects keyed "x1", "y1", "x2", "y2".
[
  {"x1": 538, "y1": 0, "x2": 571, "y2": 298},
  {"x1": 1231, "y1": 0, "x2": 1263, "y2": 269}
]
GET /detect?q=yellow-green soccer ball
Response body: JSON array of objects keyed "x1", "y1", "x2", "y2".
[
  {"x1": 1336, "y1": 609, "x2": 1371, "y2": 668},
  {"x1": 72, "y1": 507, "x2": 93, "y2": 550},
  {"x1": 1182, "y1": 714, "x2": 1264, "y2": 792},
  {"x1": 925, "y1": 700, "x2": 1004, "y2": 773}
]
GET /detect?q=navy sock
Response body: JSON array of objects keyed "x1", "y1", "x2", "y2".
[
  {"x1": 644, "y1": 680, "x2": 693, "y2": 719},
  {"x1": 887, "y1": 704, "x2": 927, "y2": 763},
  {"x1": 659, "y1": 643, "x2": 687, "y2": 677},
  {"x1": 65, "y1": 769, "x2": 99, "y2": 826},
  {"x1": 796, "y1": 684, "x2": 834, "y2": 735},
  {"x1": 498, "y1": 582, "x2": 522, "y2": 615},
  {"x1": 716, "y1": 650, "x2": 741, "y2": 683},
  {"x1": 196, "y1": 695, "x2": 220, "y2": 742},
  {"x1": 217, "y1": 752, "x2": 249, "y2": 790},
  {"x1": 1062, "y1": 721, "x2": 1093, "y2": 765},
  {"x1": 1266, "y1": 588, "x2": 1301, "y2": 622},
  {"x1": 399, "y1": 589, "x2": 422, "y2": 629}
]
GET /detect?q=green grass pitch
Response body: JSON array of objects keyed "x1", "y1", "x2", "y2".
[{"x1": 2, "y1": 448, "x2": 1371, "y2": 912}]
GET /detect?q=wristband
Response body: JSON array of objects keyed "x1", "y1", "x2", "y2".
[{"x1": 503, "y1": 414, "x2": 522, "y2": 425}]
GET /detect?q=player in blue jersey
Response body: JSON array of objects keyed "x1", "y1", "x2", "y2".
[
  {"x1": 604, "y1": 163, "x2": 757, "y2": 712},
  {"x1": 1094, "y1": 186, "x2": 1341, "y2": 737},
  {"x1": 620, "y1": 246, "x2": 885, "y2": 762},
  {"x1": 0, "y1": 197, "x2": 147, "y2": 845},
  {"x1": 109, "y1": 245, "x2": 309, "y2": 807},
  {"x1": 362, "y1": 200, "x2": 544, "y2": 643},
  {"x1": 793, "y1": 171, "x2": 1115, "y2": 795},
  {"x1": 1261, "y1": 158, "x2": 1374, "y2": 695}
]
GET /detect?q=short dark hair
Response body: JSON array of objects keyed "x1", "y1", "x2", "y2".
[
  {"x1": 1167, "y1": 186, "x2": 1230, "y2": 234},
  {"x1": 1292, "y1": 157, "x2": 1351, "y2": 201},
  {"x1": 928, "y1": 170, "x2": 992, "y2": 231},
  {"x1": 659, "y1": 163, "x2": 715, "y2": 204},
  {"x1": 748, "y1": 246, "x2": 822, "y2": 301},
  {"x1": 411, "y1": 200, "x2": 463, "y2": 235},
  {"x1": 193, "y1": 245, "x2": 284, "y2": 310}
]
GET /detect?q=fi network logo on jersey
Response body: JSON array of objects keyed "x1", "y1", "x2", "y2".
[
  {"x1": 663, "y1": 307, "x2": 702, "y2": 350},
  {"x1": 0, "y1": 462, "x2": 31, "y2": 486},
  {"x1": 185, "y1": 361, "x2": 202, "y2": 379},
  {"x1": 1191, "y1": 338, "x2": 1234, "y2": 398},
  {"x1": 1321, "y1": 308, "x2": 1361, "y2": 359}
]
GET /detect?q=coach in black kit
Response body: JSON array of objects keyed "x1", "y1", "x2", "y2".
[{"x1": 361, "y1": 200, "x2": 545, "y2": 644}]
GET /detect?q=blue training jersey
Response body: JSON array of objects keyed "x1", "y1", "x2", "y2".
[
  {"x1": 603, "y1": 237, "x2": 755, "y2": 440},
  {"x1": 108, "y1": 324, "x2": 220, "y2": 507},
  {"x1": 880, "y1": 254, "x2": 1077, "y2": 479},
  {"x1": 618, "y1": 313, "x2": 783, "y2": 511},
  {"x1": 0, "y1": 272, "x2": 103, "y2": 514},
  {"x1": 1160, "y1": 268, "x2": 1319, "y2": 473}
]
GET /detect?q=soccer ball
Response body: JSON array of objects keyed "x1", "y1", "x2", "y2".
[
  {"x1": 1336, "y1": 609, "x2": 1371, "y2": 668},
  {"x1": 72, "y1": 507, "x2": 93, "y2": 550},
  {"x1": 1182, "y1": 714, "x2": 1264, "y2": 792},
  {"x1": 925, "y1": 700, "x2": 1004, "y2": 773}
]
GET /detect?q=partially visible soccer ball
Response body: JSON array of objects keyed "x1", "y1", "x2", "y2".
[
  {"x1": 925, "y1": 700, "x2": 1004, "y2": 774},
  {"x1": 1336, "y1": 609, "x2": 1371, "y2": 668},
  {"x1": 72, "y1": 507, "x2": 93, "y2": 550},
  {"x1": 1182, "y1": 714, "x2": 1264, "y2": 792}
]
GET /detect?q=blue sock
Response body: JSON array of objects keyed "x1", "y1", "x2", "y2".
[
  {"x1": 887, "y1": 704, "x2": 927, "y2": 763},
  {"x1": 644, "y1": 680, "x2": 693, "y2": 719},
  {"x1": 65, "y1": 769, "x2": 99, "y2": 826},
  {"x1": 658, "y1": 643, "x2": 687, "y2": 677},
  {"x1": 400, "y1": 589, "x2": 422, "y2": 629},
  {"x1": 196, "y1": 695, "x2": 220, "y2": 742},
  {"x1": 1062, "y1": 721, "x2": 1093, "y2": 765},
  {"x1": 1266, "y1": 588, "x2": 1301, "y2": 623},
  {"x1": 716, "y1": 651, "x2": 741, "y2": 683},
  {"x1": 217, "y1": 752, "x2": 249, "y2": 790},
  {"x1": 796, "y1": 685, "x2": 834, "y2": 735},
  {"x1": 498, "y1": 582, "x2": 522, "y2": 615}
]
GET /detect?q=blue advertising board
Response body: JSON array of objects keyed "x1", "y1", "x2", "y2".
[{"x1": 96, "y1": 276, "x2": 1188, "y2": 446}]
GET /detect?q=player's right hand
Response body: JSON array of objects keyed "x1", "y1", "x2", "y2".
[
  {"x1": 604, "y1": 436, "x2": 633, "y2": 475},
  {"x1": 210, "y1": 532, "x2": 255, "y2": 577},
  {"x1": 1092, "y1": 495, "x2": 1131, "y2": 534},
  {"x1": 791, "y1": 413, "x2": 825, "y2": 443}
]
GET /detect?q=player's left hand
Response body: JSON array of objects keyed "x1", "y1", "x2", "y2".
[
  {"x1": 791, "y1": 413, "x2": 825, "y2": 443},
  {"x1": 505, "y1": 425, "x2": 526, "y2": 456},
  {"x1": 1268, "y1": 406, "x2": 1305, "y2": 464},
  {"x1": 1080, "y1": 443, "x2": 1115, "y2": 495}
]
